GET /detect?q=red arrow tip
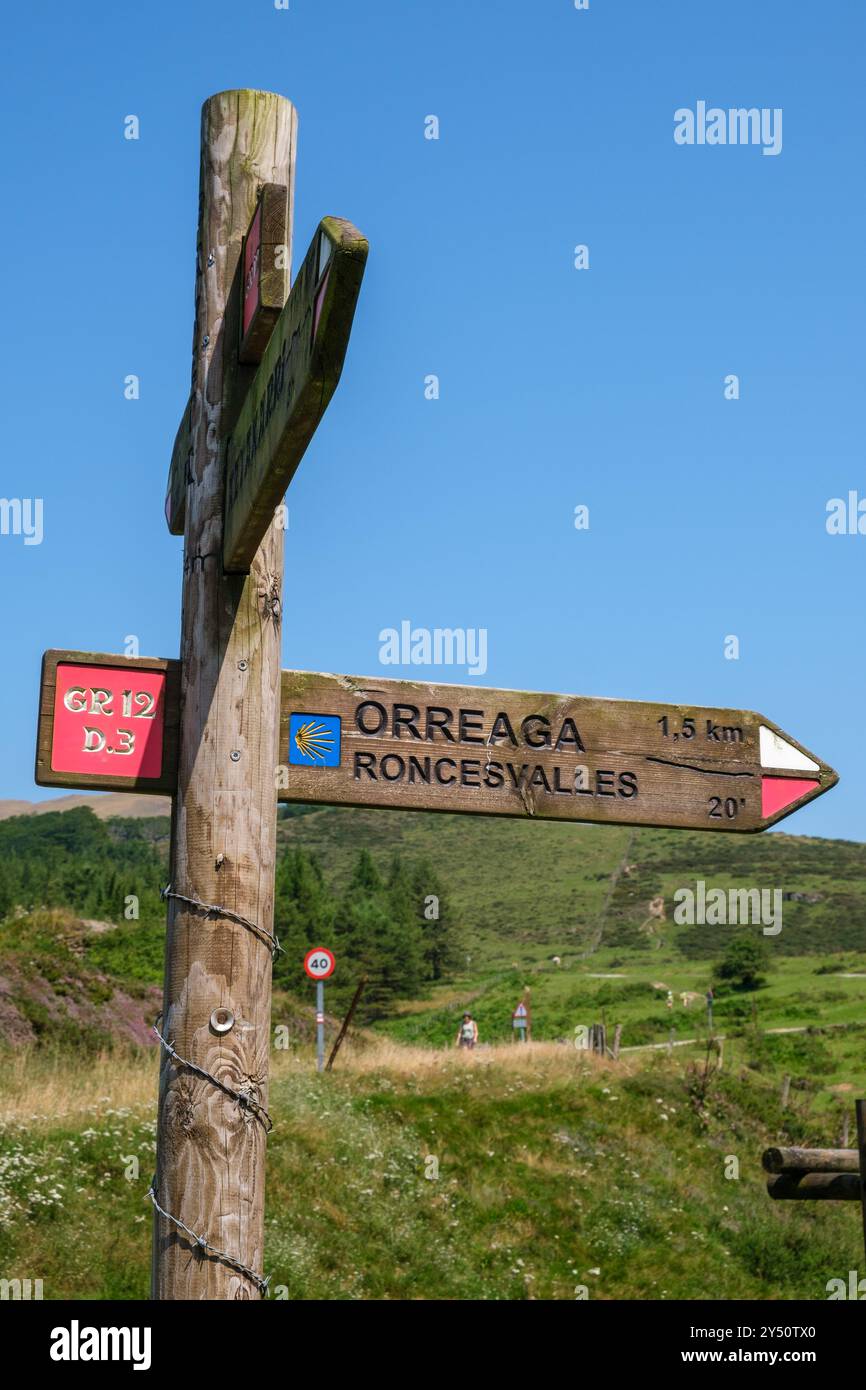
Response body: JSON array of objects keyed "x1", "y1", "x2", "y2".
[{"x1": 761, "y1": 777, "x2": 820, "y2": 818}]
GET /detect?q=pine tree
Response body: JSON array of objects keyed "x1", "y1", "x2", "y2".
[
  {"x1": 410, "y1": 859, "x2": 462, "y2": 980},
  {"x1": 273, "y1": 847, "x2": 335, "y2": 992}
]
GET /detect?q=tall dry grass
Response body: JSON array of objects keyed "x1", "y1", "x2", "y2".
[
  {"x1": 0, "y1": 1047, "x2": 157, "y2": 1127},
  {"x1": 0, "y1": 1037, "x2": 627, "y2": 1127},
  {"x1": 272, "y1": 1035, "x2": 625, "y2": 1079}
]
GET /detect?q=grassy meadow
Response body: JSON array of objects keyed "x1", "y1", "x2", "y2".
[
  {"x1": 0, "y1": 1033, "x2": 863, "y2": 1301},
  {"x1": 0, "y1": 802, "x2": 864, "y2": 1300}
]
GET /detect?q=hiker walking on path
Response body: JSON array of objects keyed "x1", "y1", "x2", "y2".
[{"x1": 456, "y1": 1013, "x2": 478, "y2": 1049}]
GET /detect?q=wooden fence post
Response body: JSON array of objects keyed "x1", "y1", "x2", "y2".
[
  {"x1": 326, "y1": 976, "x2": 368, "y2": 1071},
  {"x1": 153, "y1": 89, "x2": 297, "y2": 1300},
  {"x1": 762, "y1": 1106, "x2": 866, "y2": 1268}
]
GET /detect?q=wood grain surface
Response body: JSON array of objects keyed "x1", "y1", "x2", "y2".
[
  {"x1": 278, "y1": 670, "x2": 838, "y2": 833},
  {"x1": 36, "y1": 658, "x2": 838, "y2": 835},
  {"x1": 238, "y1": 182, "x2": 289, "y2": 365},
  {"x1": 222, "y1": 215, "x2": 368, "y2": 572},
  {"x1": 154, "y1": 89, "x2": 297, "y2": 1301}
]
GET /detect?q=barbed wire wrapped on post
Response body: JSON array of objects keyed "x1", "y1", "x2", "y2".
[
  {"x1": 161, "y1": 883, "x2": 283, "y2": 959},
  {"x1": 153, "y1": 1014, "x2": 273, "y2": 1133},
  {"x1": 147, "y1": 1181, "x2": 270, "y2": 1297}
]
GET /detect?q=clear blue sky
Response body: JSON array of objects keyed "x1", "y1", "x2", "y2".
[{"x1": 1, "y1": 1, "x2": 863, "y2": 839}]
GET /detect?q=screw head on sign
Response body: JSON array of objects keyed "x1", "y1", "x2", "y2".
[
  {"x1": 238, "y1": 660, "x2": 248, "y2": 672},
  {"x1": 230, "y1": 750, "x2": 241, "y2": 762},
  {"x1": 210, "y1": 1008, "x2": 235, "y2": 1034}
]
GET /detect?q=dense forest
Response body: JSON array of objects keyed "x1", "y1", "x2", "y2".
[{"x1": 0, "y1": 808, "x2": 462, "y2": 1018}]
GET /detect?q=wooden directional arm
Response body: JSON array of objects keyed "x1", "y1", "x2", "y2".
[
  {"x1": 164, "y1": 216, "x2": 368, "y2": 571},
  {"x1": 222, "y1": 215, "x2": 368, "y2": 572},
  {"x1": 34, "y1": 655, "x2": 838, "y2": 834},
  {"x1": 278, "y1": 672, "x2": 837, "y2": 832},
  {"x1": 164, "y1": 394, "x2": 193, "y2": 535}
]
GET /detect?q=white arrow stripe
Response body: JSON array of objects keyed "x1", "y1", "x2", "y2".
[{"x1": 759, "y1": 725, "x2": 819, "y2": 773}]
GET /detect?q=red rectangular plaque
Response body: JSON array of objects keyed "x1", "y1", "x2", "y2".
[
  {"x1": 51, "y1": 663, "x2": 166, "y2": 779},
  {"x1": 36, "y1": 651, "x2": 181, "y2": 793}
]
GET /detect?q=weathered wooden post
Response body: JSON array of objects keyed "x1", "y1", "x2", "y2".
[
  {"x1": 763, "y1": 1108, "x2": 866, "y2": 1266},
  {"x1": 153, "y1": 89, "x2": 297, "y2": 1300},
  {"x1": 326, "y1": 975, "x2": 368, "y2": 1071}
]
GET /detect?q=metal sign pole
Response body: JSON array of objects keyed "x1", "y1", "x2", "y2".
[{"x1": 317, "y1": 979, "x2": 325, "y2": 1073}]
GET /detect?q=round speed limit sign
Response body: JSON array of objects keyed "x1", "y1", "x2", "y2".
[{"x1": 304, "y1": 946, "x2": 335, "y2": 980}]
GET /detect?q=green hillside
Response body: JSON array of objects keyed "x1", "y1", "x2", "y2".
[
  {"x1": 1, "y1": 804, "x2": 864, "y2": 1053},
  {"x1": 0, "y1": 803, "x2": 864, "y2": 1302},
  {"x1": 278, "y1": 807, "x2": 866, "y2": 963}
]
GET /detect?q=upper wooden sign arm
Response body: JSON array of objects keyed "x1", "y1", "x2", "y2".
[{"x1": 165, "y1": 393, "x2": 193, "y2": 535}]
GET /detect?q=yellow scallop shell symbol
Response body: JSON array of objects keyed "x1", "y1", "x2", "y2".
[{"x1": 293, "y1": 720, "x2": 335, "y2": 763}]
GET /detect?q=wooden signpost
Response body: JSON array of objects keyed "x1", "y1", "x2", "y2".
[
  {"x1": 32, "y1": 87, "x2": 839, "y2": 1302},
  {"x1": 36, "y1": 89, "x2": 367, "y2": 1302},
  {"x1": 38, "y1": 658, "x2": 838, "y2": 836},
  {"x1": 277, "y1": 671, "x2": 837, "y2": 832},
  {"x1": 154, "y1": 90, "x2": 300, "y2": 1303}
]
